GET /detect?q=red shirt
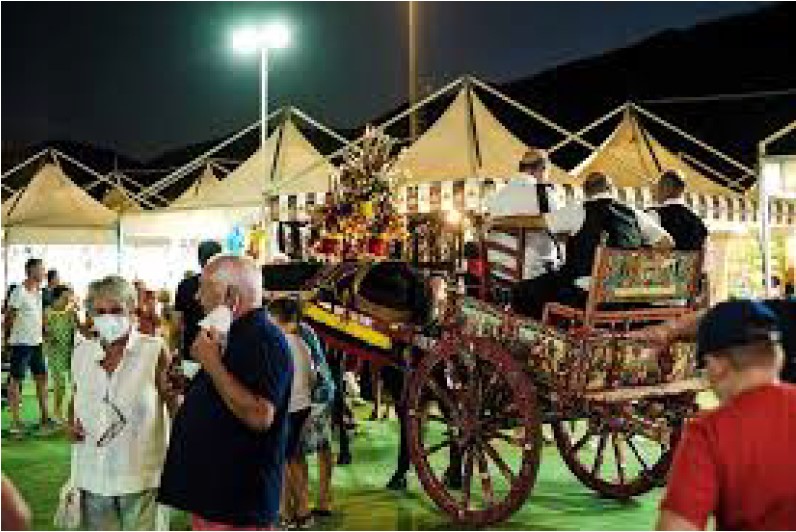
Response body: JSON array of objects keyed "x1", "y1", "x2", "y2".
[{"x1": 662, "y1": 383, "x2": 796, "y2": 530}]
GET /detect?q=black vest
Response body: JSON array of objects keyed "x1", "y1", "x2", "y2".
[
  {"x1": 650, "y1": 203, "x2": 707, "y2": 251},
  {"x1": 560, "y1": 198, "x2": 642, "y2": 281}
]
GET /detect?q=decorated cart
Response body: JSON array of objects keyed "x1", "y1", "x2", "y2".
[{"x1": 263, "y1": 129, "x2": 707, "y2": 526}]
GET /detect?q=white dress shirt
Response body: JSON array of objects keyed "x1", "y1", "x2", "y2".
[
  {"x1": 544, "y1": 192, "x2": 672, "y2": 289},
  {"x1": 486, "y1": 175, "x2": 561, "y2": 281}
]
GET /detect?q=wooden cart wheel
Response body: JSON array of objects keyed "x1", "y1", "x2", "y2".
[
  {"x1": 552, "y1": 394, "x2": 696, "y2": 499},
  {"x1": 407, "y1": 333, "x2": 542, "y2": 526}
]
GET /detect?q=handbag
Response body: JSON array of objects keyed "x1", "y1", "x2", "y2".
[{"x1": 53, "y1": 447, "x2": 81, "y2": 529}]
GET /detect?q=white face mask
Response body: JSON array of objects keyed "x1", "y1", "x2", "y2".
[
  {"x1": 93, "y1": 315, "x2": 131, "y2": 344},
  {"x1": 199, "y1": 305, "x2": 233, "y2": 336}
]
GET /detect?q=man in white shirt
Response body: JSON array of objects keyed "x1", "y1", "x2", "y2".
[
  {"x1": 513, "y1": 172, "x2": 673, "y2": 319},
  {"x1": 485, "y1": 149, "x2": 561, "y2": 292},
  {"x1": 3, "y1": 258, "x2": 53, "y2": 435}
]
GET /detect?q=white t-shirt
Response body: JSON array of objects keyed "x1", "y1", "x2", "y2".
[
  {"x1": 286, "y1": 333, "x2": 313, "y2": 413},
  {"x1": 8, "y1": 284, "x2": 43, "y2": 346}
]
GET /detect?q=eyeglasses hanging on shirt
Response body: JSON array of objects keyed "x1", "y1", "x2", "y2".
[{"x1": 95, "y1": 393, "x2": 127, "y2": 448}]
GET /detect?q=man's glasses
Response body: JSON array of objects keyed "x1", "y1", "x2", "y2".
[{"x1": 96, "y1": 394, "x2": 127, "y2": 448}]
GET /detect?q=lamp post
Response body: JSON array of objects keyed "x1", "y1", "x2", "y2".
[{"x1": 232, "y1": 22, "x2": 290, "y2": 258}]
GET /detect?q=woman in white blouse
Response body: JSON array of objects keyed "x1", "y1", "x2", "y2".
[{"x1": 67, "y1": 275, "x2": 178, "y2": 530}]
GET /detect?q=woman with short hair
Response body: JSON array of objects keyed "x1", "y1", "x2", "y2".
[{"x1": 67, "y1": 275, "x2": 178, "y2": 530}]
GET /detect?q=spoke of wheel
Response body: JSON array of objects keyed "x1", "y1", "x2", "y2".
[
  {"x1": 612, "y1": 433, "x2": 626, "y2": 485},
  {"x1": 475, "y1": 447, "x2": 495, "y2": 506},
  {"x1": 426, "y1": 413, "x2": 451, "y2": 426},
  {"x1": 481, "y1": 440, "x2": 516, "y2": 484},
  {"x1": 625, "y1": 434, "x2": 650, "y2": 472},
  {"x1": 571, "y1": 427, "x2": 597, "y2": 455},
  {"x1": 591, "y1": 433, "x2": 608, "y2": 476},
  {"x1": 461, "y1": 446, "x2": 475, "y2": 511},
  {"x1": 426, "y1": 377, "x2": 460, "y2": 424},
  {"x1": 487, "y1": 430, "x2": 522, "y2": 447},
  {"x1": 423, "y1": 439, "x2": 452, "y2": 459}
]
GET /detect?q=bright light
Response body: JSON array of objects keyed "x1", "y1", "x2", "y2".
[
  {"x1": 232, "y1": 22, "x2": 290, "y2": 54},
  {"x1": 264, "y1": 22, "x2": 290, "y2": 49},
  {"x1": 232, "y1": 27, "x2": 262, "y2": 54}
]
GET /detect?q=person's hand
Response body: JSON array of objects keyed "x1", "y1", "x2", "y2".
[
  {"x1": 626, "y1": 322, "x2": 677, "y2": 350},
  {"x1": 191, "y1": 328, "x2": 223, "y2": 371},
  {"x1": 66, "y1": 418, "x2": 85, "y2": 443}
]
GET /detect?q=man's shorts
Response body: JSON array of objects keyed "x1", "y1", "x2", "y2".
[{"x1": 9, "y1": 344, "x2": 47, "y2": 379}]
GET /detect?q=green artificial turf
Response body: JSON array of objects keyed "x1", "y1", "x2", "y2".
[{"x1": 2, "y1": 386, "x2": 670, "y2": 531}]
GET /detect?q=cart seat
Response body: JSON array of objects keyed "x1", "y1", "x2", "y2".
[{"x1": 543, "y1": 246, "x2": 704, "y2": 330}]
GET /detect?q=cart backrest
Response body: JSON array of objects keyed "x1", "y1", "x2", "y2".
[{"x1": 585, "y1": 245, "x2": 704, "y2": 313}]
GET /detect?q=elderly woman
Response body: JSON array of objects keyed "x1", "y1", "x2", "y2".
[{"x1": 67, "y1": 275, "x2": 178, "y2": 530}]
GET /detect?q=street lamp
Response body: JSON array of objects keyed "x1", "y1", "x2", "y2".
[
  {"x1": 232, "y1": 22, "x2": 290, "y2": 150},
  {"x1": 232, "y1": 22, "x2": 290, "y2": 258}
]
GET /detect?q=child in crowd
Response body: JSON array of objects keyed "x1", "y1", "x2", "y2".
[
  {"x1": 269, "y1": 298, "x2": 335, "y2": 529},
  {"x1": 42, "y1": 285, "x2": 78, "y2": 423}
]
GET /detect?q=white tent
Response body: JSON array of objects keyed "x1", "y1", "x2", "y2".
[
  {"x1": 219, "y1": 117, "x2": 337, "y2": 202},
  {"x1": 3, "y1": 162, "x2": 119, "y2": 245},
  {"x1": 102, "y1": 181, "x2": 143, "y2": 213},
  {"x1": 393, "y1": 85, "x2": 575, "y2": 185},
  {"x1": 571, "y1": 111, "x2": 734, "y2": 196},
  {"x1": 171, "y1": 164, "x2": 225, "y2": 208}
]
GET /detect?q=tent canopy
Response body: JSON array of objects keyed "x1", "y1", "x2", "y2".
[
  {"x1": 393, "y1": 86, "x2": 575, "y2": 185},
  {"x1": 102, "y1": 181, "x2": 143, "y2": 213},
  {"x1": 206, "y1": 117, "x2": 336, "y2": 206},
  {"x1": 3, "y1": 163, "x2": 118, "y2": 245},
  {"x1": 572, "y1": 111, "x2": 734, "y2": 196},
  {"x1": 170, "y1": 164, "x2": 224, "y2": 209}
]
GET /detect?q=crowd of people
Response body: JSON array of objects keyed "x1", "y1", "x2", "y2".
[
  {"x1": 2, "y1": 247, "x2": 338, "y2": 530},
  {"x1": 1, "y1": 149, "x2": 794, "y2": 531}
]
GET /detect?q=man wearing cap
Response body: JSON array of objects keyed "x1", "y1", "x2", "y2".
[
  {"x1": 657, "y1": 300, "x2": 796, "y2": 530},
  {"x1": 513, "y1": 171, "x2": 673, "y2": 319},
  {"x1": 484, "y1": 149, "x2": 560, "y2": 295}
]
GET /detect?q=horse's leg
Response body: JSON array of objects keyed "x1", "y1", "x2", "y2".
[
  {"x1": 329, "y1": 348, "x2": 352, "y2": 465},
  {"x1": 382, "y1": 364, "x2": 410, "y2": 490}
]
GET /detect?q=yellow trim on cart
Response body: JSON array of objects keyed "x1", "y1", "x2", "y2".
[{"x1": 302, "y1": 303, "x2": 392, "y2": 350}]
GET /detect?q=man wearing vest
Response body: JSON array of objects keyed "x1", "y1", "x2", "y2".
[
  {"x1": 513, "y1": 172, "x2": 674, "y2": 319},
  {"x1": 485, "y1": 149, "x2": 560, "y2": 298},
  {"x1": 648, "y1": 169, "x2": 708, "y2": 251}
]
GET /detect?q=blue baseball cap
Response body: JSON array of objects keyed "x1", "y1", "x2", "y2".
[{"x1": 696, "y1": 299, "x2": 782, "y2": 364}]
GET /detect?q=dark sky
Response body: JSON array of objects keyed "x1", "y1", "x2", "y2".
[{"x1": 2, "y1": 1, "x2": 765, "y2": 159}]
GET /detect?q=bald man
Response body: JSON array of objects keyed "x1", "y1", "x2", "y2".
[{"x1": 158, "y1": 255, "x2": 294, "y2": 530}]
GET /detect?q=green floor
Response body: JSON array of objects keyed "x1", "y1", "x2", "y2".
[{"x1": 2, "y1": 387, "x2": 666, "y2": 530}]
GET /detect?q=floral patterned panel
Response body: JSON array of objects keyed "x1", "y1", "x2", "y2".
[{"x1": 595, "y1": 249, "x2": 702, "y2": 304}]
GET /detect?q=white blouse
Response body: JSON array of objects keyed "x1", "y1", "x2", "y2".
[{"x1": 71, "y1": 330, "x2": 169, "y2": 496}]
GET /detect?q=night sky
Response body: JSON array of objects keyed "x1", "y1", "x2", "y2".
[{"x1": 2, "y1": 1, "x2": 765, "y2": 159}]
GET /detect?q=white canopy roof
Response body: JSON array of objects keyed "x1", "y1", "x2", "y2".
[
  {"x1": 3, "y1": 163, "x2": 119, "y2": 245},
  {"x1": 393, "y1": 86, "x2": 574, "y2": 185},
  {"x1": 208, "y1": 118, "x2": 336, "y2": 206},
  {"x1": 102, "y1": 181, "x2": 143, "y2": 213},
  {"x1": 572, "y1": 112, "x2": 734, "y2": 196},
  {"x1": 170, "y1": 164, "x2": 224, "y2": 208}
]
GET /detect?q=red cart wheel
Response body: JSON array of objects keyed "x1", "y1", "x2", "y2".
[
  {"x1": 552, "y1": 394, "x2": 695, "y2": 499},
  {"x1": 407, "y1": 333, "x2": 542, "y2": 526}
]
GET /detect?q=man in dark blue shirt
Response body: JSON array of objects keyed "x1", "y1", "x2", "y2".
[{"x1": 158, "y1": 256, "x2": 293, "y2": 529}]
